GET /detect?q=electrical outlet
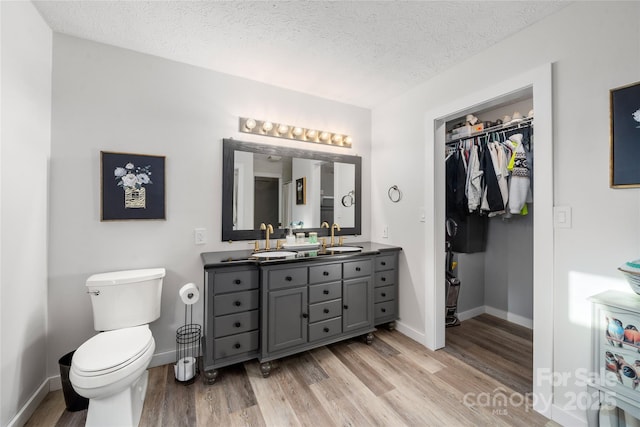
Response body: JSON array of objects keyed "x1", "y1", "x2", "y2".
[
  {"x1": 194, "y1": 228, "x2": 207, "y2": 245},
  {"x1": 382, "y1": 225, "x2": 389, "y2": 238}
]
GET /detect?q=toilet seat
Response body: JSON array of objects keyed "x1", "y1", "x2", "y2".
[
  {"x1": 70, "y1": 325, "x2": 155, "y2": 397},
  {"x1": 73, "y1": 325, "x2": 153, "y2": 376}
]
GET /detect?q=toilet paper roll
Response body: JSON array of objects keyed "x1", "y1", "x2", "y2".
[
  {"x1": 179, "y1": 283, "x2": 200, "y2": 305},
  {"x1": 174, "y1": 356, "x2": 196, "y2": 382}
]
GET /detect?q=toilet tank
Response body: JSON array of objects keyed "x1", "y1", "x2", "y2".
[{"x1": 86, "y1": 268, "x2": 165, "y2": 331}]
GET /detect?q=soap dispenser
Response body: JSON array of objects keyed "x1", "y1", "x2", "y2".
[{"x1": 285, "y1": 228, "x2": 295, "y2": 245}]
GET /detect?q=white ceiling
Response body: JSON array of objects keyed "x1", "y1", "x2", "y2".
[{"x1": 33, "y1": 1, "x2": 569, "y2": 108}]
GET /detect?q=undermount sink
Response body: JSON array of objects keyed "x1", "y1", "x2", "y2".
[
  {"x1": 251, "y1": 251, "x2": 297, "y2": 258},
  {"x1": 325, "y1": 246, "x2": 362, "y2": 253}
]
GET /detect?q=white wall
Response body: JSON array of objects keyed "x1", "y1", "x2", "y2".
[
  {"x1": 0, "y1": 2, "x2": 52, "y2": 425},
  {"x1": 48, "y1": 34, "x2": 371, "y2": 378},
  {"x1": 371, "y1": 1, "x2": 639, "y2": 424}
]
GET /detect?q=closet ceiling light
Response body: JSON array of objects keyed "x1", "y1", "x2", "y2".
[{"x1": 238, "y1": 117, "x2": 352, "y2": 149}]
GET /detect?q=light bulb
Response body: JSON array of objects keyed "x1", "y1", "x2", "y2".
[
  {"x1": 319, "y1": 131, "x2": 330, "y2": 141},
  {"x1": 332, "y1": 134, "x2": 343, "y2": 144},
  {"x1": 292, "y1": 127, "x2": 303, "y2": 137},
  {"x1": 306, "y1": 129, "x2": 317, "y2": 140},
  {"x1": 277, "y1": 124, "x2": 289, "y2": 135},
  {"x1": 262, "y1": 121, "x2": 273, "y2": 132},
  {"x1": 245, "y1": 118, "x2": 256, "y2": 130},
  {"x1": 344, "y1": 136, "x2": 353, "y2": 145}
]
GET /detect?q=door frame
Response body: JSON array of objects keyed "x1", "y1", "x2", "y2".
[{"x1": 423, "y1": 63, "x2": 554, "y2": 417}]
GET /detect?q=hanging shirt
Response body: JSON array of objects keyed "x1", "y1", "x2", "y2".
[
  {"x1": 466, "y1": 144, "x2": 483, "y2": 213},
  {"x1": 508, "y1": 134, "x2": 531, "y2": 214}
]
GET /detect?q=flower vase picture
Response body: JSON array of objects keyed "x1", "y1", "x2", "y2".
[
  {"x1": 101, "y1": 151, "x2": 166, "y2": 220},
  {"x1": 610, "y1": 81, "x2": 640, "y2": 188}
]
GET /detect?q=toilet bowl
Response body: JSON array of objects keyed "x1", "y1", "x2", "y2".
[
  {"x1": 69, "y1": 268, "x2": 165, "y2": 427},
  {"x1": 70, "y1": 325, "x2": 155, "y2": 426}
]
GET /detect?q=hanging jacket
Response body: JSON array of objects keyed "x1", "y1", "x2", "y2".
[
  {"x1": 446, "y1": 150, "x2": 468, "y2": 221},
  {"x1": 480, "y1": 143, "x2": 504, "y2": 213},
  {"x1": 466, "y1": 144, "x2": 483, "y2": 212},
  {"x1": 508, "y1": 134, "x2": 531, "y2": 214}
]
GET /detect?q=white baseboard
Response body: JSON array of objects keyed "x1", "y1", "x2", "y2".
[
  {"x1": 551, "y1": 403, "x2": 587, "y2": 427},
  {"x1": 7, "y1": 378, "x2": 50, "y2": 427},
  {"x1": 393, "y1": 320, "x2": 426, "y2": 345},
  {"x1": 459, "y1": 305, "x2": 533, "y2": 329}
]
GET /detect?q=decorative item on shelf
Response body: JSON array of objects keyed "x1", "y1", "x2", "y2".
[
  {"x1": 618, "y1": 259, "x2": 640, "y2": 295},
  {"x1": 100, "y1": 151, "x2": 166, "y2": 221},
  {"x1": 388, "y1": 185, "x2": 402, "y2": 203},
  {"x1": 238, "y1": 117, "x2": 352, "y2": 148}
]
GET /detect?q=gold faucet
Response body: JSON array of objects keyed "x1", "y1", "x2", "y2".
[
  {"x1": 321, "y1": 222, "x2": 330, "y2": 248},
  {"x1": 330, "y1": 223, "x2": 341, "y2": 247},
  {"x1": 260, "y1": 223, "x2": 274, "y2": 250}
]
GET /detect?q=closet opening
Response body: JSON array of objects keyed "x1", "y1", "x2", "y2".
[{"x1": 442, "y1": 90, "x2": 535, "y2": 396}]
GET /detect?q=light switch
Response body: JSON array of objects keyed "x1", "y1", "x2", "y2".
[
  {"x1": 194, "y1": 228, "x2": 207, "y2": 245},
  {"x1": 554, "y1": 206, "x2": 572, "y2": 229}
]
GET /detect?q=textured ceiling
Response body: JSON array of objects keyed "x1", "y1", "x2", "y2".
[{"x1": 33, "y1": 1, "x2": 568, "y2": 108}]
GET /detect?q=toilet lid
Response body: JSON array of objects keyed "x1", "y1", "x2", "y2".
[{"x1": 73, "y1": 325, "x2": 153, "y2": 374}]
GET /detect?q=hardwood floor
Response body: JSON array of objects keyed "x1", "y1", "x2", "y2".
[
  {"x1": 26, "y1": 327, "x2": 555, "y2": 427},
  {"x1": 443, "y1": 313, "x2": 533, "y2": 397}
]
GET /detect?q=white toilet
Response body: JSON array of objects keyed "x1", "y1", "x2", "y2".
[{"x1": 70, "y1": 268, "x2": 165, "y2": 427}]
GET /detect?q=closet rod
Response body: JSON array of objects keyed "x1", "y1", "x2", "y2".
[{"x1": 446, "y1": 116, "x2": 533, "y2": 146}]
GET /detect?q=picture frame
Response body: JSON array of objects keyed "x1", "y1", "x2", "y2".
[
  {"x1": 296, "y1": 177, "x2": 306, "y2": 205},
  {"x1": 610, "y1": 81, "x2": 640, "y2": 188},
  {"x1": 101, "y1": 151, "x2": 166, "y2": 220}
]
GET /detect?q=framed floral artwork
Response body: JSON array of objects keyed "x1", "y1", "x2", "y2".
[
  {"x1": 101, "y1": 151, "x2": 166, "y2": 220},
  {"x1": 610, "y1": 81, "x2": 640, "y2": 188}
]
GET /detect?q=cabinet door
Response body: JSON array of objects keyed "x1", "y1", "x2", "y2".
[
  {"x1": 343, "y1": 277, "x2": 372, "y2": 333},
  {"x1": 268, "y1": 287, "x2": 308, "y2": 353}
]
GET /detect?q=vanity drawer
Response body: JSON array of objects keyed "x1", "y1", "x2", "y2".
[
  {"x1": 374, "y1": 285, "x2": 395, "y2": 303},
  {"x1": 214, "y1": 269, "x2": 258, "y2": 294},
  {"x1": 214, "y1": 290, "x2": 259, "y2": 316},
  {"x1": 214, "y1": 310, "x2": 259, "y2": 338},
  {"x1": 309, "y1": 263, "x2": 342, "y2": 284},
  {"x1": 375, "y1": 271, "x2": 394, "y2": 288},
  {"x1": 343, "y1": 259, "x2": 372, "y2": 279},
  {"x1": 213, "y1": 330, "x2": 259, "y2": 359},
  {"x1": 309, "y1": 317, "x2": 342, "y2": 342},
  {"x1": 309, "y1": 281, "x2": 342, "y2": 304},
  {"x1": 268, "y1": 267, "x2": 307, "y2": 290},
  {"x1": 309, "y1": 299, "x2": 342, "y2": 323},
  {"x1": 376, "y1": 255, "x2": 396, "y2": 271},
  {"x1": 375, "y1": 301, "x2": 396, "y2": 319}
]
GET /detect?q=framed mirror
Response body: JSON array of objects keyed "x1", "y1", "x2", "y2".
[{"x1": 222, "y1": 138, "x2": 361, "y2": 241}]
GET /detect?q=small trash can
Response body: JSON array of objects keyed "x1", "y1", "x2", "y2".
[{"x1": 58, "y1": 351, "x2": 89, "y2": 412}]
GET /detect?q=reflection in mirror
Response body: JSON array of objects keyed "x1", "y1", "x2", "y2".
[{"x1": 223, "y1": 139, "x2": 361, "y2": 242}]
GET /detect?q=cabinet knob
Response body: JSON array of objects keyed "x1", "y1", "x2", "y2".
[
  {"x1": 323, "y1": 271, "x2": 329, "y2": 276},
  {"x1": 234, "y1": 279, "x2": 242, "y2": 285},
  {"x1": 323, "y1": 289, "x2": 329, "y2": 295},
  {"x1": 344, "y1": 305, "x2": 349, "y2": 310},
  {"x1": 324, "y1": 327, "x2": 330, "y2": 333},
  {"x1": 381, "y1": 277, "x2": 386, "y2": 282},
  {"x1": 234, "y1": 300, "x2": 241, "y2": 306},
  {"x1": 302, "y1": 313, "x2": 308, "y2": 318},
  {"x1": 355, "y1": 267, "x2": 361, "y2": 272},
  {"x1": 381, "y1": 292, "x2": 386, "y2": 297},
  {"x1": 381, "y1": 308, "x2": 386, "y2": 313},
  {"x1": 234, "y1": 343, "x2": 241, "y2": 349},
  {"x1": 324, "y1": 308, "x2": 330, "y2": 314},
  {"x1": 285, "y1": 276, "x2": 292, "y2": 281},
  {"x1": 381, "y1": 261, "x2": 386, "y2": 266},
  {"x1": 234, "y1": 322, "x2": 241, "y2": 328}
]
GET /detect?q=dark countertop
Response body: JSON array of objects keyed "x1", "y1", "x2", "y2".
[{"x1": 201, "y1": 241, "x2": 401, "y2": 268}]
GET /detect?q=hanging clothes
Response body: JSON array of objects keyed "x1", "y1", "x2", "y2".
[
  {"x1": 466, "y1": 144, "x2": 483, "y2": 213},
  {"x1": 446, "y1": 149, "x2": 468, "y2": 221},
  {"x1": 480, "y1": 142, "x2": 504, "y2": 214},
  {"x1": 507, "y1": 133, "x2": 531, "y2": 214}
]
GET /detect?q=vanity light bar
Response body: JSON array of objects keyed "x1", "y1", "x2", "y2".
[{"x1": 239, "y1": 117, "x2": 352, "y2": 148}]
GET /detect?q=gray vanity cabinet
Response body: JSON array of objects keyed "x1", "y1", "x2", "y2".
[
  {"x1": 202, "y1": 265, "x2": 260, "y2": 384},
  {"x1": 259, "y1": 257, "x2": 375, "y2": 377},
  {"x1": 374, "y1": 251, "x2": 399, "y2": 329}
]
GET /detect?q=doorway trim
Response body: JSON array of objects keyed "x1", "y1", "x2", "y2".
[{"x1": 423, "y1": 63, "x2": 554, "y2": 417}]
